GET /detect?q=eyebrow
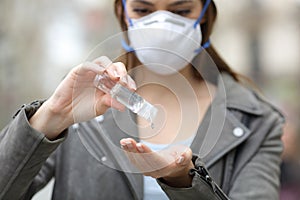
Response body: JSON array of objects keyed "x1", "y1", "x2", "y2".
[
  {"x1": 169, "y1": 0, "x2": 194, "y2": 7},
  {"x1": 131, "y1": 0, "x2": 154, "y2": 6},
  {"x1": 131, "y1": 0, "x2": 194, "y2": 7}
]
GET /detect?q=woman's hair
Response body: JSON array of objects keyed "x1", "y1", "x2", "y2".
[{"x1": 114, "y1": 0, "x2": 239, "y2": 81}]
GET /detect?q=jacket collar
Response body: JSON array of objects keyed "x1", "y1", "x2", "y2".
[
  {"x1": 191, "y1": 73, "x2": 263, "y2": 168},
  {"x1": 216, "y1": 73, "x2": 263, "y2": 116}
]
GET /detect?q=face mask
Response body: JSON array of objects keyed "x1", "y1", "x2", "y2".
[{"x1": 122, "y1": 0, "x2": 211, "y2": 75}]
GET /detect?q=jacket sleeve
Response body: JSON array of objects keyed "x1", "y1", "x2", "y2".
[
  {"x1": 157, "y1": 156, "x2": 229, "y2": 200},
  {"x1": 157, "y1": 113, "x2": 284, "y2": 200},
  {"x1": 0, "y1": 106, "x2": 66, "y2": 200},
  {"x1": 23, "y1": 150, "x2": 57, "y2": 199}
]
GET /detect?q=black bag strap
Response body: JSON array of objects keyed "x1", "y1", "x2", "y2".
[{"x1": 191, "y1": 157, "x2": 230, "y2": 200}]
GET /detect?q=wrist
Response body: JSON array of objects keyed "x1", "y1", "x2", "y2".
[
  {"x1": 29, "y1": 100, "x2": 72, "y2": 140},
  {"x1": 161, "y1": 161, "x2": 194, "y2": 188}
]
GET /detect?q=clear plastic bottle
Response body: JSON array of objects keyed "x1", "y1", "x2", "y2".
[{"x1": 94, "y1": 73, "x2": 157, "y2": 124}]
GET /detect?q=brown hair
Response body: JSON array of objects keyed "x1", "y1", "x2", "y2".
[{"x1": 114, "y1": 0, "x2": 239, "y2": 81}]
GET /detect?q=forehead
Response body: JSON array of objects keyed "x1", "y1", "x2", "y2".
[{"x1": 128, "y1": 0, "x2": 197, "y2": 6}]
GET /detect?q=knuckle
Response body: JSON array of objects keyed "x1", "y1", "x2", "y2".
[{"x1": 114, "y1": 62, "x2": 127, "y2": 71}]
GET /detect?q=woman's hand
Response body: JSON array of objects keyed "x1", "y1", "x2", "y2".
[
  {"x1": 29, "y1": 56, "x2": 136, "y2": 140},
  {"x1": 120, "y1": 138, "x2": 195, "y2": 188}
]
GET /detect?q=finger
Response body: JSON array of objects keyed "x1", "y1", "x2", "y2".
[
  {"x1": 120, "y1": 75, "x2": 137, "y2": 91},
  {"x1": 120, "y1": 138, "x2": 137, "y2": 153},
  {"x1": 72, "y1": 62, "x2": 106, "y2": 90},
  {"x1": 93, "y1": 57, "x2": 122, "y2": 82},
  {"x1": 93, "y1": 57, "x2": 137, "y2": 91},
  {"x1": 120, "y1": 139, "x2": 149, "y2": 170},
  {"x1": 76, "y1": 61, "x2": 106, "y2": 76},
  {"x1": 120, "y1": 139, "x2": 155, "y2": 172},
  {"x1": 106, "y1": 62, "x2": 127, "y2": 82},
  {"x1": 104, "y1": 94, "x2": 126, "y2": 111},
  {"x1": 98, "y1": 94, "x2": 125, "y2": 112},
  {"x1": 120, "y1": 139, "x2": 170, "y2": 173},
  {"x1": 94, "y1": 96, "x2": 110, "y2": 116},
  {"x1": 111, "y1": 98, "x2": 126, "y2": 111},
  {"x1": 93, "y1": 56, "x2": 113, "y2": 68},
  {"x1": 136, "y1": 143, "x2": 152, "y2": 153},
  {"x1": 158, "y1": 145, "x2": 184, "y2": 164},
  {"x1": 121, "y1": 139, "x2": 160, "y2": 172},
  {"x1": 176, "y1": 147, "x2": 193, "y2": 166}
]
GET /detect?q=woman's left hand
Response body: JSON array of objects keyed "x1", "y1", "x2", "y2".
[{"x1": 120, "y1": 138, "x2": 195, "y2": 188}]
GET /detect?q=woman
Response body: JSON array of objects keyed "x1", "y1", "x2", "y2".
[{"x1": 0, "y1": 0, "x2": 284, "y2": 199}]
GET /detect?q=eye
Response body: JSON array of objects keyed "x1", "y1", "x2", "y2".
[
  {"x1": 132, "y1": 8, "x2": 152, "y2": 16},
  {"x1": 171, "y1": 9, "x2": 191, "y2": 16}
]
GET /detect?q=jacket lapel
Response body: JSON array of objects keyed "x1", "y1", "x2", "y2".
[
  {"x1": 99, "y1": 109, "x2": 143, "y2": 200},
  {"x1": 191, "y1": 73, "x2": 263, "y2": 168},
  {"x1": 190, "y1": 106, "x2": 252, "y2": 168}
]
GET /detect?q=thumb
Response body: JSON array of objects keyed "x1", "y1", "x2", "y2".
[{"x1": 175, "y1": 147, "x2": 193, "y2": 166}]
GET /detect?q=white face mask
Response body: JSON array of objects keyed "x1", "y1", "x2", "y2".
[{"x1": 126, "y1": 11, "x2": 202, "y2": 75}]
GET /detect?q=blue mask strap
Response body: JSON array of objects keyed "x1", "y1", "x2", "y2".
[
  {"x1": 121, "y1": 0, "x2": 134, "y2": 52},
  {"x1": 193, "y1": 0, "x2": 211, "y2": 29},
  {"x1": 194, "y1": 39, "x2": 211, "y2": 54},
  {"x1": 121, "y1": 39, "x2": 135, "y2": 52},
  {"x1": 122, "y1": 0, "x2": 133, "y2": 27},
  {"x1": 193, "y1": 0, "x2": 212, "y2": 53}
]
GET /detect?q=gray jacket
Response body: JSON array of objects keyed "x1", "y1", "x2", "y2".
[{"x1": 0, "y1": 73, "x2": 284, "y2": 200}]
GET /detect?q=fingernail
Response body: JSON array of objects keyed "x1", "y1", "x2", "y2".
[
  {"x1": 113, "y1": 70, "x2": 121, "y2": 78},
  {"x1": 125, "y1": 140, "x2": 133, "y2": 148},
  {"x1": 129, "y1": 82, "x2": 137, "y2": 90},
  {"x1": 127, "y1": 75, "x2": 137, "y2": 90},
  {"x1": 176, "y1": 156, "x2": 184, "y2": 164},
  {"x1": 136, "y1": 143, "x2": 144, "y2": 153}
]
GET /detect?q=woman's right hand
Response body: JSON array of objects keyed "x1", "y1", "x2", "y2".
[{"x1": 29, "y1": 56, "x2": 136, "y2": 140}]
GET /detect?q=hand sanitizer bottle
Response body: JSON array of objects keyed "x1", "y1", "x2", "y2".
[{"x1": 93, "y1": 57, "x2": 157, "y2": 125}]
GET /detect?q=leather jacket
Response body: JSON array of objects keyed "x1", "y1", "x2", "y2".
[{"x1": 0, "y1": 73, "x2": 284, "y2": 200}]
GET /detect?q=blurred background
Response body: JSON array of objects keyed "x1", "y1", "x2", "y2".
[{"x1": 0, "y1": 0, "x2": 299, "y2": 199}]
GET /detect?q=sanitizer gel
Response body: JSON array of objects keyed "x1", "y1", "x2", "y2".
[{"x1": 93, "y1": 58, "x2": 157, "y2": 124}]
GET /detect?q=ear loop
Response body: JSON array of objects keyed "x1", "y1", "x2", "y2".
[
  {"x1": 121, "y1": 0, "x2": 212, "y2": 53},
  {"x1": 194, "y1": 0, "x2": 212, "y2": 53},
  {"x1": 122, "y1": 0, "x2": 133, "y2": 27},
  {"x1": 121, "y1": 39, "x2": 134, "y2": 52},
  {"x1": 121, "y1": 0, "x2": 135, "y2": 52}
]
